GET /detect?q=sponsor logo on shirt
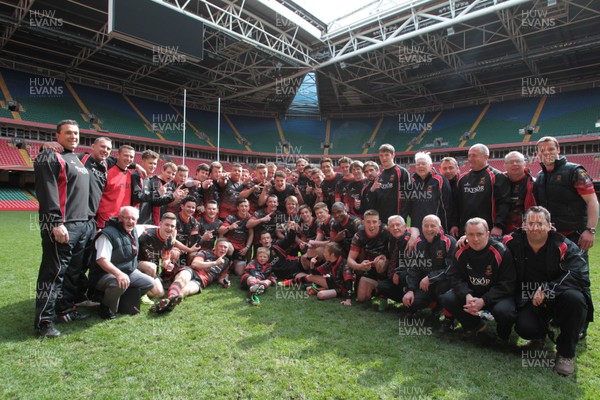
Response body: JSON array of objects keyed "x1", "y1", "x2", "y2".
[{"x1": 469, "y1": 276, "x2": 491, "y2": 286}]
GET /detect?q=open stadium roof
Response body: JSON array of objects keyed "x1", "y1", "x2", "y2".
[{"x1": 0, "y1": 0, "x2": 599, "y2": 118}]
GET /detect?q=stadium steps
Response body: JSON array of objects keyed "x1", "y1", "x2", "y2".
[
  {"x1": 0, "y1": 185, "x2": 38, "y2": 211},
  {"x1": 122, "y1": 95, "x2": 165, "y2": 140},
  {"x1": 475, "y1": 99, "x2": 540, "y2": 145},
  {"x1": 223, "y1": 114, "x2": 276, "y2": 153},
  {"x1": 0, "y1": 71, "x2": 21, "y2": 120},
  {"x1": 27, "y1": 142, "x2": 42, "y2": 162},
  {"x1": 0, "y1": 139, "x2": 28, "y2": 167},
  {"x1": 324, "y1": 118, "x2": 331, "y2": 156},
  {"x1": 223, "y1": 113, "x2": 252, "y2": 152},
  {"x1": 130, "y1": 96, "x2": 192, "y2": 144},
  {"x1": 1, "y1": 69, "x2": 83, "y2": 125},
  {"x1": 19, "y1": 149, "x2": 32, "y2": 167},
  {"x1": 178, "y1": 107, "x2": 241, "y2": 150},
  {"x1": 169, "y1": 105, "x2": 215, "y2": 147},
  {"x1": 523, "y1": 96, "x2": 547, "y2": 142},
  {"x1": 71, "y1": 84, "x2": 151, "y2": 138},
  {"x1": 405, "y1": 111, "x2": 443, "y2": 152},
  {"x1": 371, "y1": 116, "x2": 411, "y2": 154},
  {"x1": 65, "y1": 82, "x2": 101, "y2": 130},
  {"x1": 360, "y1": 117, "x2": 384, "y2": 155},
  {"x1": 459, "y1": 104, "x2": 490, "y2": 147},
  {"x1": 275, "y1": 118, "x2": 287, "y2": 151},
  {"x1": 408, "y1": 109, "x2": 469, "y2": 150}
]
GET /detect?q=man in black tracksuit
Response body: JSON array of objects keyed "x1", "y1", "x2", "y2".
[
  {"x1": 403, "y1": 153, "x2": 454, "y2": 232},
  {"x1": 402, "y1": 215, "x2": 455, "y2": 315},
  {"x1": 533, "y1": 136, "x2": 597, "y2": 338},
  {"x1": 34, "y1": 120, "x2": 93, "y2": 337},
  {"x1": 131, "y1": 150, "x2": 174, "y2": 225},
  {"x1": 57, "y1": 137, "x2": 112, "y2": 312},
  {"x1": 375, "y1": 144, "x2": 410, "y2": 223},
  {"x1": 451, "y1": 144, "x2": 510, "y2": 237},
  {"x1": 440, "y1": 217, "x2": 516, "y2": 340},
  {"x1": 504, "y1": 206, "x2": 591, "y2": 376}
]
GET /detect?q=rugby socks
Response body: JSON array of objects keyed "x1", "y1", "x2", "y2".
[
  {"x1": 293, "y1": 275, "x2": 307, "y2": 284},
  {"x1": 167, "y1": 281, "x2": 183, "y2": 299}
]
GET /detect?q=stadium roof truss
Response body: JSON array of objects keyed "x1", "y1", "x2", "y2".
[{"x1": 0, "y1": 0, "x2": 599, "y2": 118}]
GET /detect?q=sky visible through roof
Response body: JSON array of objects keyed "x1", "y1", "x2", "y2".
[
  {"x1": 292, "y1": 0, "x2": 412, "y2": 30},
  {"x1": 283, "y1": 1, "x2": 414, "y2": 116}
]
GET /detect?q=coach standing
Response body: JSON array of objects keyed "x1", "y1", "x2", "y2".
[
  {"x1": 34, "y1": 120, "x2": 94, "y2": 338},
  {"x1": 451, "y1": 143, "x2": 510, "y2": 237},
  {"x1": 533, "y1": 136, "x2": 597, "y2": 337}
]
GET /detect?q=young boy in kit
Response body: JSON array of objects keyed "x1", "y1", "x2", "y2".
[
  {"x1": 306, "y1": 242, "x2": 355, "y2": 306},
  {"x1": 241, "y1": 247, "x2": 276, "y2": 305}
]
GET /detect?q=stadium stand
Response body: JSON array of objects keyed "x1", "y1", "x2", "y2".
[
  {"x1": 71, "y1": 84, "x2": 149, "y2": 138},
  {"x1": 474, "y1": 98, "x2": 540, "y2": 145},
  {"x1": 0, "y1": 184, "x2": 38, "y2": 211},
  {"x1": 226, "y1": 114, "x2": 278, "y2": 153},
  {"x1": 418, "y1": 106, "x2": 482, "y2": 149},
  {"x1": 277, "y1": 118, "x2": 325, "y2": 155},
  {"x1": 182, "y1": 107, "x2": 243, "y2": 151},
  {"x1": 0, "y1": 68, "x2": 85, "y2": 126},
  {"x1": 128, "y1": 96, "x2": 202, "y2": 145},
  {"x1": 329, "y1": 117, "x2": 379, "y2": 155},
  {"x1": 0, "y1": 138, "x2": 27, "y2": 167},
  {"x1": 536, "y1": 88, "x2": 600, "y2": 137},
  {"x1": 367, "y1": 115, "x2": 416, "y2": 155}
]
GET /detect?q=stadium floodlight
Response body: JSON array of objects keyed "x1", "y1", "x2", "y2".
[
  {"x1": 447, "y1": 27, "x2": 455, "y2": 36},
  {"x1": 595, "y1": 119, "x2": 600, "y2": 128},
  {"x1": 339, "y1": 62, "x2": 347, "y2": 69},
  {"x1": 548, "y1": 0, "x2": 557, "y2": 6}
]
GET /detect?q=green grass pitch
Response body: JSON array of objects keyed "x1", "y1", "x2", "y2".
[{"x1": 0, "y1": 211, "x2": 598, "y2": 399}]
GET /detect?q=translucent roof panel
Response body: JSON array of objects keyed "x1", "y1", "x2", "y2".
[
  {"x1": 286, "y1": 72, "x2": 320, "y2": 117},
  {"x1": 292, "y1": 0, "x2": 413, "y2": 32}
]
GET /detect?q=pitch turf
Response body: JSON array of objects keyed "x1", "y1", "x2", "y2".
[{"x1": 0, "y1": 211, "x2": 598, "y2": 399}]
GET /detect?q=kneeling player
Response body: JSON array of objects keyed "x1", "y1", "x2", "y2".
[
  {"x1": 402, "y1": 215, "x2": 455, "y2": 329},
  {"x1": 151, "y1": 238, "x2": 231, "y2": 313},
  {"x1": 347, "y1": 210, "x2": 389, "y2": 302},
  {"x1": 306, "y1": 242, "x2": 354, "y2": 306}
]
